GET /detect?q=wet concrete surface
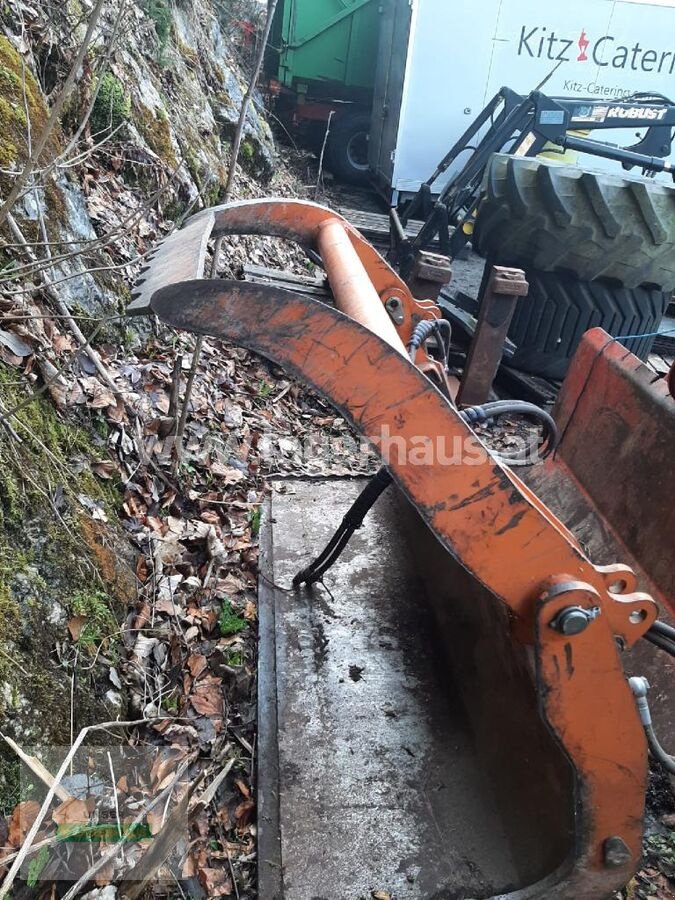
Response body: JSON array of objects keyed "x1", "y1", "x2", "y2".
[{"x1": 259, "y1": 479, "x2": 521, "y2": 900}]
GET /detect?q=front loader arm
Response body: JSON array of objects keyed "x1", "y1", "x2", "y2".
[{"x1": 132, "y1": 199, "x2": 660, "y2": 898}]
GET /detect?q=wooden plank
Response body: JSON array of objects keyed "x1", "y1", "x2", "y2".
[
  {"x1": 339, "y1": 206, "x2": 440, "y2": 248},
  {"x1": 244, "y1": 264, "x2": 327, "y2": 289},
  {"x1": 243, "y1": 264, "x2": 332, "y2": 300}
]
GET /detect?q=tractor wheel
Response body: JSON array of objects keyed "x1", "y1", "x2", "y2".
[
  {"x1": 506, "y1": 269, "x2": 670, "y2": 379},
  {"x1": 327, "y1": 112, "x2": 371, "y2": 185},
  {"x1": 474, "y1": 154, "x2": 675, "y2": 291}
]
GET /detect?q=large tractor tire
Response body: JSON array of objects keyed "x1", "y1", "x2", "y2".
[
  {"x1": 326, "y1": 112, "x2": 371, "y2": 185},
  {"x1": 506, "y1": 270, "x2": 670, "y2": 379},
  {"x1": 474, "y1": 154, "x2": 675, "y2": 291}
]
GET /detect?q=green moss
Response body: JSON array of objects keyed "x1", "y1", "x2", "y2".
[
  {"x1": 203, "y1": 179, "x2": 223, "y2": 208},
  {"x1": 218, "y1": 600, "x2": 246, "y2": 637},
  {"x1": 135, "y1": 102, "x2": 177, "y2": 167},
  {"x1": 70, "y1": 589, "x2": 117, "y2": 651},
  {"x1": 0, "y1": 36, "x2": 59, "y2": 184},
  {"x1": 0, "y1": 366, "x2": 132, "y2": 767},
  {"x1": 90, "y1": 73, "x2": 131, "y2": 135},
  {"x1": 0, "y1": 580, "x2": 21, "y2": 684},
  {"x1": 144, "y1": 0, "x2": 173, "y2": 51},
  {"x1": 0, "y1": 365, "x2": 116, "y2": 528},
  {"x1": 175, "y1": 36, "x2": 198, "y2": 67},
  {"x1": 225, "y1": 650, "x2": 244, "y2": 667},
  {"x1": 44, "y1": 179, "x2": 68, "y2": 227}
]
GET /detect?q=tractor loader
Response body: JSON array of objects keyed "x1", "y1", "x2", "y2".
[{"x1": 129, "y1": 198, "x2": 675, "y2": 900}]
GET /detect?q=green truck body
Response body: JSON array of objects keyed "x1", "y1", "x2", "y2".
[
  {"x1": 270, "y1": 0, "x2": 379, "y2": 97},
  {"x1": 266, "y1": 0, "x2": 382, "y2": 183}
]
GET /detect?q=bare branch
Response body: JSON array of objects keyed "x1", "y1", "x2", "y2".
[{"x1": 222, "y1": 0, "x2": 279, "y2": 203}]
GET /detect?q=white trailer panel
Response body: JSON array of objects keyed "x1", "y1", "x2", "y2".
[{"x1": 370, "y1": 0, "x2": 675, "y2": 200}]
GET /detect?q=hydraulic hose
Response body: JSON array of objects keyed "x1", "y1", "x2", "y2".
[
  {"x1": 644, "y1": 627, "x2": 675, "y2": 658},
  {"x1": 292, "y1": 468, "x2": 392, "y2": 587},
  {"x1": 294, "y1": 399, "x2": 558, "y2": 586},
  {"x1": 630, "y1": 676, "x2": 675, "y2": 774},
  {"x1": 463, "y1": 400, "x2": 559, "y2": 462},
  {"x1": 407, "y1": 319, "x2": 452, "y2": 364},
  {"x1": 651, "y1": 619, "x2": 675, "y2": 643}
]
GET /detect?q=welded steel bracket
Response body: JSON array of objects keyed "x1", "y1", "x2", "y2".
[{"x1": 457, "y1": 265, "x2": 528, "y2": 407}]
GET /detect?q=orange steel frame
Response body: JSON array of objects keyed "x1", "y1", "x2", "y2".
[{"x1": 131, "y1": 199, "x2": 664, "y2": 899}]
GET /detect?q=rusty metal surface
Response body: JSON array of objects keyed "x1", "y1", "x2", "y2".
[
  {"x1": 149, "y1": 279, "x2": 655, "y2": 637},
  {"x1": 407, "y1": 250, "x2": 452, "y2": 302},
  {"x1": 552, "y1": 328, "x2": 675, "y2": 614},
  {"x1": 127, "y1": 210, "x2": 214, "y2": 315},
  {"x1": 128, "y1": 200, "x2": 439, "y2": 343},
  {"x1": 522, "y1": 328, "x2": 675, "y2": 746},
  {"x1": 457, "y1": 265, "x2": 529, "y2": 407},
  {"x1": 133, "y1": 204, "x2": 668, "y2": 897}
]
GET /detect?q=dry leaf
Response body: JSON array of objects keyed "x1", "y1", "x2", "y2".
[
  {"x1": 233, "y1": 798, "x2": 255, "y2": 828},
  {"x1": 67, "y1": 615, "x2": 88, "y2": 641},
  {"x1": 198, "y1": 867, "x2": 233, "y2": 896},
  {"x1": 52, "y1": 798, "x2": 89, "y2": 826},
  {"x1": 188, "y1": 654, "x2": 208, "y2": 679},
  {"x1": 234, "y1": 778, "x2": 250, "y2": 799},
  {"x1": 92, "y1": 460, "x2": 117, "y2": 479},
  {"x1": 8, "y1": 801, "x2": 41, "y2": 847},
  {"x1": 94, "y1": 862, "x2": 116, "y2": 887},
  {"x1": 190, "y1": 682, "x2": 224, "y2": 717},
  {"x1": 210, "y1": 462, "x2": 245, "y2": 485}
]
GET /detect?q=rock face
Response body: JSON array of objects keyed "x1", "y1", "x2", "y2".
[
  {"x1": 0, "y1": 0, "x2": 278, "y2": 797},
  {"x1": 1, "y1": 0, "x2": 276, "y2": 315}
]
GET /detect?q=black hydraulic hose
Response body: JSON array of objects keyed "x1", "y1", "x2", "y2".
[
  {"x1": 294, "y1": 400, "x2": 558, "y2": 587},
  {"x1": 644, "y1": 628, "x2": 675, "y2": 658},
  {"x1": 464, "y1": 400, "x2": 559, "y2": 461},
  {"x1": 651, "y1": 619, "x2": 675, "y2": 643},
  {"x1": 292, "y1": 467, "x2": 393, "y2": 586}
]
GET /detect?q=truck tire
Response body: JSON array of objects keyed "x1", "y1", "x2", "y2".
[
  {"x1": 506, "y1": 270, "x2": 670, "y2": 379},
  {"x1": 474, "y1": 154, "x2": 675, "y2": 292},
  {"x1": 327, "y1": 113, "x2": 371, "y2": 185}
]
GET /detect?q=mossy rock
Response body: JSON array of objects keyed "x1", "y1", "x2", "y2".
[
  {"x1": 90, "y1": 72, "x2": 131, "y2": 135},
  {"x1": 134, "y1": 102, "x2": 178, "y2": 167},
  {"x1": 0, "y1": 36, "x2": 61, "y2": 189},
  {"x1": 0, "y1": 366, "x2": 134, "y2": 788}
]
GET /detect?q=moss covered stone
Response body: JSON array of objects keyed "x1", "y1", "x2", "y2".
[
  {"x1": 0, "y1": 36, "x2": 60, "y2": 185},
  {"x1": 135, "y1": 102, "x2": 177, "y2": 167},
  {"x1": 0, "y1": 365, "x2": 133, "y2": 774},
  {"x1": 90, "y1": 72, "x2": 131, "y2": 135}
]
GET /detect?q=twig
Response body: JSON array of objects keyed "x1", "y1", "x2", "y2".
[
  {"x1": 314, "y1": 110, "x2": 334, "y2": 200},
  {"x1": 47, "y1": 0, "x2": 129, "y2": 174},
  {"x1": 70, "y1": 646, "x2": 79, "y2": 773},
  {"x1": 117, "y1": 759, "x2": 232, "y2": 900},
  {"x1": 0, "y1": 399, "x2": 22, "y2": 442},
  {"x1": 227, "y1": 848, "x2": 241, "y2": 900},
  {"x1": 0, "y1": 734, "x2": 72, "y2": 802},
  {"x1": 107, "y1": 750, "x2": 123, "y2": 841},
  {"x1": 167, "y1": 353, "x2": 183, "y2": 423},
  {"x1": 61, "y1": 757, "x2": 195, "y2": 900},
  {"x1": 222, "y1": 0, "x2": 279, "y2": 203},
  {"x1": 5, "y1": 212, "x2": 123, "y2": 400}
]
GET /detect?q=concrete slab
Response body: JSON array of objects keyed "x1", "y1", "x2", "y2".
[{"x1": 258, "y1": 480, "x2": 522, "y2": 900}]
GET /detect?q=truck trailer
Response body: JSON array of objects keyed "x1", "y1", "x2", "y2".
[{"x1": 268, "y1": 0, "x2": 675, "y2": 196}]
